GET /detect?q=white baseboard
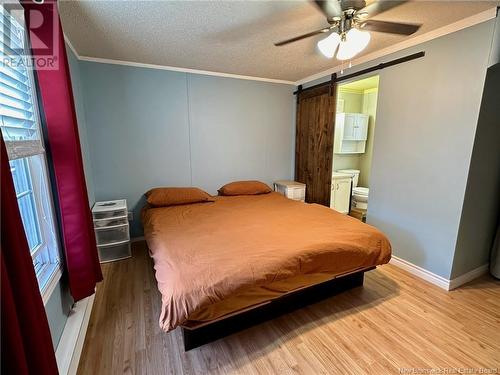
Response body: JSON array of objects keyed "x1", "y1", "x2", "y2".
[
  {"x1": 389, "y1": 256, "x2": 489, "y2": 291},
  {"x1": 389, "y1": 256, "x2": 450, "y2": 290},
  {"x1": 56, "y1": 293, "x2": 95, "y2": 375},
  {"x1": 448, "y1": 264, "x2": 489, "y2": 290}
]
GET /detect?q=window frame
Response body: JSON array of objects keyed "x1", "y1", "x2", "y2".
[
  {"x1": 26, "y1": 154, "x2": 63, "y2": 303},
  {"x1": 10, "y1": 157, "x2": 43, "y2": 253},
  {"x1": 1, "y1": 4, "x2": 63, "y2": 304}
]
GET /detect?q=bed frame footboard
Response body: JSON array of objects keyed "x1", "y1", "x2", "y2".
[{"x1": 181, "y1": 267, "x2": 373, "y2": 351}]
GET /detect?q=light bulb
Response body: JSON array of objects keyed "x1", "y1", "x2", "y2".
[
  {"x1": 336, "y1": 28, "x2": 371, "y2": 60},
  {"x1": 317, "y1": 32, "x2": 341, "y2": 59},
  {"x1": 336, "y1": 40, "x2": 358, "y2": 60},
  {"x1": 348, "y1": 28, "x2": 371, "y2": 53}
]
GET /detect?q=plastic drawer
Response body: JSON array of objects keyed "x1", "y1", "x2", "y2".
[
  {"x1": 287, "y1": 187, "x2": 305, "y2": 201},
  {"x1": 94, "y1": 224, "x2": 129, "y2": 245},
  {"x1": 92, "y1": 209, "x2": 127, "y2": 220},
  {"x1": 275, "y1": 185, "x2": 305, "y2": 202},
  {"x1": 98, "y1": 242, "x2": 131, "y2": 263},
  {"x1": 93, "y1": 216, "x2": 128, "y2": 228}
]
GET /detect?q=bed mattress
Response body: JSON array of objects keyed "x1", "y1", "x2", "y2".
[{"x1": 142, "y1": 192, "x2": 391, "y2": 331}]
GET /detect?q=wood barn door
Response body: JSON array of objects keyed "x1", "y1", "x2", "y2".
[{"x1": 295, "y1": 83, "x2": 336, "y2": 206}]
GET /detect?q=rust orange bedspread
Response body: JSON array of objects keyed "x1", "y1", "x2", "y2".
[{"x1": 142, "y1": 192, "x2": 391, "y2": 331}]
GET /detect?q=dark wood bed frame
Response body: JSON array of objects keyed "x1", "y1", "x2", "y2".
[{"x1": 181, "y1": 266, "x2": 374, "y2": 351}]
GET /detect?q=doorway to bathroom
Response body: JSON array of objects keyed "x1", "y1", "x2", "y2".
[{"x1": 330, "y1": 75, "x2": 379, "y2": 221}]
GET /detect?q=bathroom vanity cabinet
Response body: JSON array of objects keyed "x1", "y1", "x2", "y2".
[{"x1": 330, "y1": 173, "x2": 352, "y2": 214}]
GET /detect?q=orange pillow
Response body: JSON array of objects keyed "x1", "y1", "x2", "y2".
[
  {"x1": 145, "y1": 187, "x2": 213, "y2": 207},
  {"x1": 218, "y1": 181, "x2": 272, "y2": 196}
]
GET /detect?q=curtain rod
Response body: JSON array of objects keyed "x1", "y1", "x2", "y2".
[{"x1": 294, "y1": 51, "x2": 425, "y2": 95}]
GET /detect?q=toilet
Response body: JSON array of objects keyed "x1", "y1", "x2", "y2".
[
  {"x1": 352, "y1": 187, "x2": 369, "y2": 210},
  {"x1": 337, "y1": 169, "x2": 369, "y2": 210}
]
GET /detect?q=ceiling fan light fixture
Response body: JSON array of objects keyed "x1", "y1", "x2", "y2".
[
  {"x1": 336, "y1": 27, "x2": 370, "y2": 60},
  {"x1": 349, "y1": 27, "x2": 371, "y2": 52},
  {"x1": 336, "y1": 40, "x2": 357, "y2": 60},
  {"x1": 317, "y1": 32, "x2": 341, "y2": 58}
]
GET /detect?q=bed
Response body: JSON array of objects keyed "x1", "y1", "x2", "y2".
[{"x1": 142, "y1": 191, "x2": 391, "y2": 350}]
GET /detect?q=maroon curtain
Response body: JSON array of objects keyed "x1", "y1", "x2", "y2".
[
  {"x1": 22, "y1": 0, "x2": 102, "y2": 301},
  {"x1": 1, "y1": 137, "x2": 59, "y2": 375}
]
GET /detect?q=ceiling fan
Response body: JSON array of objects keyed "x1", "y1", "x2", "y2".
[{"x1": 275, "y1": 0, "x2": 421, "y2": 60}]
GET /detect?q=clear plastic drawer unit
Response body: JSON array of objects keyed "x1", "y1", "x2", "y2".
[
  {"x1": 92, "y1": 199, "x2": 131, "y2": 263},
  {"x1": 274, "y1": 180, "x2": 306, "y2": 202}
]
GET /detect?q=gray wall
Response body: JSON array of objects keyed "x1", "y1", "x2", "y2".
[
  {"x1": 72, "y1": 61, "x2": 295, "y2": 236},
  {"x1": 359, "y1": 89, "x2": 378, "y2": 188},
  {"x1": 45, "y1": 276, "x2": 73, "y2": 349},
  {"x1": 187, "y1": 74, "x2": 295, "y2": 193},
  {"x1": 68, "y1": 47, "x2": 95, "y2": 205},
  {"x1": 451, "y1": 62, "x2": 500, "y2": 278},
  {"x1": 489, "y1": 15, "x2": 500, "y2": 67},
  {"x1": 369, "y1": 21, "x2": 495, "y2": 279},
  {"x1": 304, "y1": 20, "x2": 496, "y2": 279}
]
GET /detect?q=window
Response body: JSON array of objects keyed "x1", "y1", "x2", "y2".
[
  {"x1": 10, "y1": 158, "x2": 42, "y2": 250},
  {"x1": 1, "y1": 6, "x2": 62, "y2": 302}
]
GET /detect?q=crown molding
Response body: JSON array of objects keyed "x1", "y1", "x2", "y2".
[
  {"x1": 77, "y1": 56, "x2": 296, "y2": 85},
  {"x1": 295, "y1": 6, "x2": 497, "y2": 85},
  {"x1": 63, "y1": 34, "x2": 294, "y2": 86},
  {"x1": 63, "y1": 33, "x2": 80, "y2": 59},
  {"x1": 63, "y1": 5, "x2": 496, "y2": 87}
]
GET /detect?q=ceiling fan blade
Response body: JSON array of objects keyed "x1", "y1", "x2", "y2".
[
  {"x1": 313, "y1": 0, "x2": 343, "y2": 20},
  {"x1": 274, "y1": 27, "x2": 331, "y2": 46},
  {"x1": 360, "y1": 20, "x2": 420, "y2": 35},
  {"x1": 359, "y1": 0, "x2": 407, "y2": 17}
]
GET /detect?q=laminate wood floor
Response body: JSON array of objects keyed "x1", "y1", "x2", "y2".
[{"x1": 77, "y1": 241, "x2": 500, "y2": 375}]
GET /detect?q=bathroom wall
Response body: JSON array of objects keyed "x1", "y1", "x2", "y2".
[
  {"x1": 358, "y1": 88, "x2": 378, "y2": 187},
  {"x1": 337, "y1": 90, "x2": 363, "y2": 112},
  {"x1": 333, "y1": 155, "x2": 361, "y2": 171}
]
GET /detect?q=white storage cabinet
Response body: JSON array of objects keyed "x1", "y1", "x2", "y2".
[
  {"x1": 274, "y1": 180, "x2": 306, "y2": 202},
  {"x1": 330, "y1": 173, "x2": 352, "y2": 214},
  {"x1": 92, "y1": 199, "x2": 131, "y2": 263},
  {"x1": 334, "y1": 113, "x2": 369, "y2": 154}
]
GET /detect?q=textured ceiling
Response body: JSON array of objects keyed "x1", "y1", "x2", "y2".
[{"x1": 59, "y1": 0, "x2": 497, "y2": 82}]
